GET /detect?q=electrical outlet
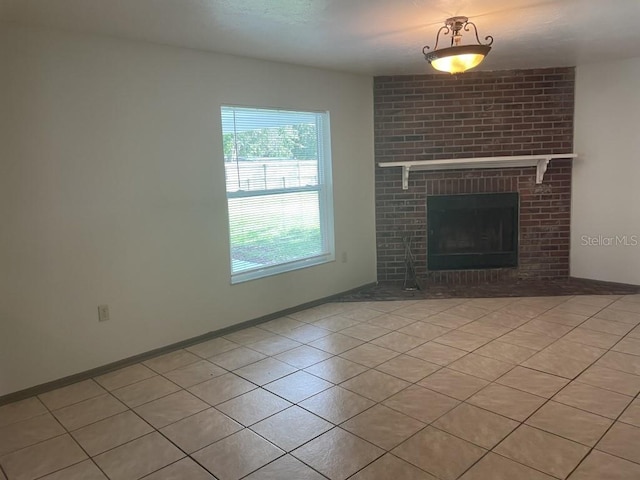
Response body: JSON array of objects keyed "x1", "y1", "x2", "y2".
[
  {"x1": 341, "y1": 251, "x2": 348, "y2": 263},
  {"x1": 98, "y1": 304, "x2": 110, "y2": 322}
]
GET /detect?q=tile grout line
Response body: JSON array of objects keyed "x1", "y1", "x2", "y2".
[
  {"x1": 369, "y1": 295, "x2": 638, "y2": 478},
  {"x1": 456, "y1": 297, "x2": 640, "y2": 478},
  {"x1": 563, "y1": 387, "x2": 640, "y2": 478},
  {"x1": 3, "y1": 294, "x2": 640, "y2": 479}
]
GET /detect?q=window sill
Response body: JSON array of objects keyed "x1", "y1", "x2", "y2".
[{"x1": 231, "y1": 253, "x2": 335, "y2": 284}]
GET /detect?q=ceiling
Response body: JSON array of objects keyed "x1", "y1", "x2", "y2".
[{"x1": 2, "y1": 0, "x2": 639, "y2": 75}]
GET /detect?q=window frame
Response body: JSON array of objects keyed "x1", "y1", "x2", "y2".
[{"x1": 221, "y1": 105, "x2": 335, "y2": 284}]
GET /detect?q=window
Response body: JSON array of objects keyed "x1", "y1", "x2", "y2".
[{"x1": 221, "y1": 106, "x2": 334, "y2": 283}]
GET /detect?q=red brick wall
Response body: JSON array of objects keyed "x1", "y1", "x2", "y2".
[{"x1": 375, "y1": 67, "x2": 575, "y2": 283}]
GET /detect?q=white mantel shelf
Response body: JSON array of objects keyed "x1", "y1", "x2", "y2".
[{"x1": 378, "y1": 154, "x2": 577, "y2": 190}]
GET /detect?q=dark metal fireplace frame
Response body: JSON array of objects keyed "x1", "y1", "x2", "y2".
[{"x1": 427, "y1": 192, "x2": 519, "y2": 271}]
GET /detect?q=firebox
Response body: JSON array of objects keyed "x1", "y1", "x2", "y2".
[{"x1": 427, "y1": 193, "x2": 519, "y2": 270}]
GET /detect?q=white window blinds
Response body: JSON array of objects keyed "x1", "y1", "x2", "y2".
[{"x1": 221, "y1": 106, "x2": 334, "y2": 283}]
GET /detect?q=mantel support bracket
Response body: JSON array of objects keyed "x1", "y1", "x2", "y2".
[
  {"x1": 536, "y1": 158, "x2": 550, "y2": 185},
  {"x1": 402, "y1": 166, "x2": 411, "y2": 190}
]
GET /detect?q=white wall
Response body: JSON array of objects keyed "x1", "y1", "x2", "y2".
[
  {"x1": 0, "y1": 27, "x2": 376, "y2": 397},
  {"x1": 572, "y1": 56, "x2": 640, "y2": 285}
]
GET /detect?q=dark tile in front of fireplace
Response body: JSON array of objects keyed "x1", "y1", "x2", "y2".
[{"x1": 337, "y1": 278, "x2": 640, "y2": 302}]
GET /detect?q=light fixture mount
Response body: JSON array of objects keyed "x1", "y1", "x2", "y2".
[{"x1": 423, "y1": 16, "x2": 494, "y2": 74}]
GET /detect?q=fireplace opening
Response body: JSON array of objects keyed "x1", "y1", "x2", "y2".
[{"x1": 427, "y1": 193, "x2": 519, "y2": 270}]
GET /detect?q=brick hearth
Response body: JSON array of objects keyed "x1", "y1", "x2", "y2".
[{"x1": 374, "y1": 67, "x2": 575, "y2": 283}]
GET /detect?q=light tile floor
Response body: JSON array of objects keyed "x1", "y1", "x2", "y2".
[{"x1": 2, "y1": 294, "x2": 640, "y2": 479}]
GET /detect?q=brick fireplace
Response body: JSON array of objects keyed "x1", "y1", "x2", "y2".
[{"x1": 375, "y1": 67, "x2": 575, "y2": 283}]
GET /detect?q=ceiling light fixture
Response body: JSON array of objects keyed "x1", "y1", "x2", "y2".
[{"x1": 423, "y1": 16, "x2": 493, "y2": 74}]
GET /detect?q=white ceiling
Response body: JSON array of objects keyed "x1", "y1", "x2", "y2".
[{"x1": 2, "y1": 0, "x2": 639, "y2": 75}]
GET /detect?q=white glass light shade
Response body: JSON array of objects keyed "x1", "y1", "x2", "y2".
[{"x1": 425, "y1": 45, "x2": 491, "y2": 74}]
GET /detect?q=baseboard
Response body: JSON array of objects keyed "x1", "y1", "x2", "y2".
[{"x1": 0, "y1": 281, "x2": 376, "y2": 406}]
